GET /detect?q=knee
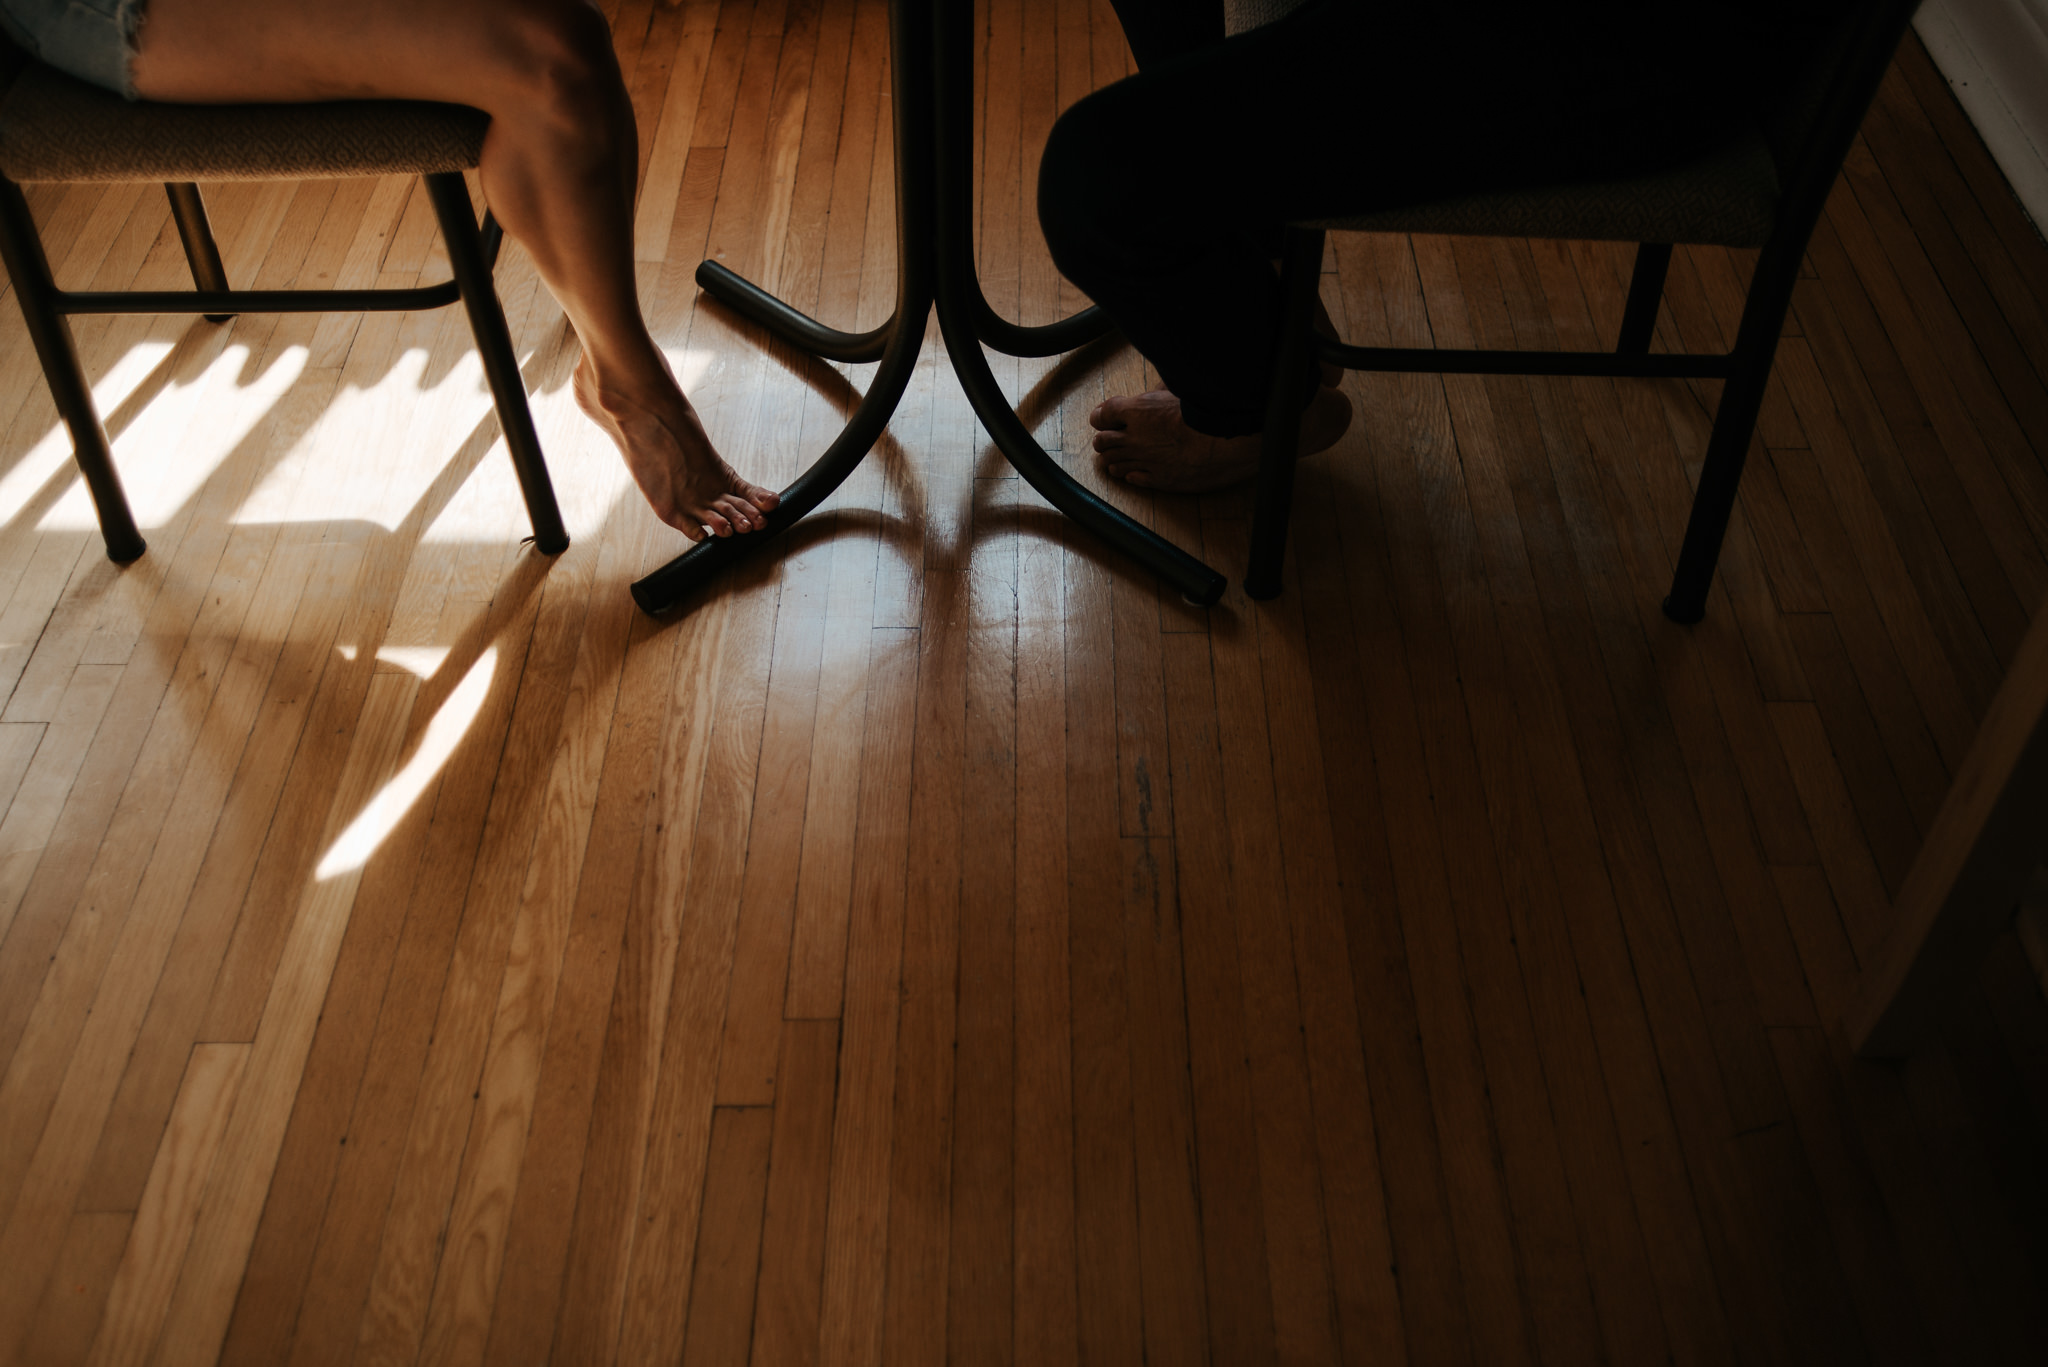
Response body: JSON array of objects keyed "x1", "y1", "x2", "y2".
[
  {"x1": 1039, "y1": 82, "x2": 1192, "y2": 291},
  {"x1": 1037, "y1": 91, "x2": 1126, "y2": 275},
  {"x1": 489, "y1": 0, "x2": 622, "y2": 128}
]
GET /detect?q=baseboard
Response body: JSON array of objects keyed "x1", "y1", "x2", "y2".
[{"x1": 1914, "y1": 0, "x2": 2048, "y2": 234}]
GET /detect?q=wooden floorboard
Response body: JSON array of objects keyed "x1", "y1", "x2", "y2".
[{"x1": 1, "y1": 7, "x2": 2047, "y2": 1365}]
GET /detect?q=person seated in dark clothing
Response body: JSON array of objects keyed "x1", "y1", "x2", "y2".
[{"x1": 1041, "y1": 0, "x2": 1848, "y2": 492}]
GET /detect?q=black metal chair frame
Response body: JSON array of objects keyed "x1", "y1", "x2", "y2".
[
  {"x1": 1245, "y1": 0, "x2": 1923, "y2": 622},
  {"x1": 629, "y1": 0, "x2": 1228, "y2": 616},
  {"x1": 0, "y1": 167, "x2": 568, "y2": 563}
]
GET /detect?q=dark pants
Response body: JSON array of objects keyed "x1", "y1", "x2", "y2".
[{"x1": 1042, "y1": 0, "x2": 1759, "y2": 436}]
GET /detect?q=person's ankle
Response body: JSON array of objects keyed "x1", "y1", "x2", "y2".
[
  {"x1": 577, "y1": 336, "x2": 677, "y2": 399},
  {"x1": 577, "y1": 359, "x2": 684, "y2": 421}
]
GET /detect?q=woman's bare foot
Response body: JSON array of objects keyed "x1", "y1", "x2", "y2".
[
  {"x1": 573, "y1": 357, "x2": 780, "y2": 540},
  {"x1": 1091, "y1": 383, "x2": 1353, "y2": 493}
]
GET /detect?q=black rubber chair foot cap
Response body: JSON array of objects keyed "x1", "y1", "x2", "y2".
[
  {"x1": 203, "y1": 314, "x2": 235, "y2": 324},
  {"x1": 1244, "y1": 577, "x2": 1282, "y2": 601},
  {"x1": 630, "y1": 579, "x2": 675, "y2": 617},
  {"x1": 1661, "y1": 594, "x2": 1705, "y2": 625},
  {"x1": 105, "y1": 539, "x2": 147, "y2": 565},
  {"x1": 532, "y1": 533, "x2": 569, "y2": 556}
]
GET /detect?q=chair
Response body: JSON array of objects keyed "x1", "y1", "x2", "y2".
[
  {"x1": 1848, "y1": 582, "x2": 2048, "y2": 1058},
  {"x1": 0, "y1": 49, "x2": 567, "y2": 564},
  {"x1": 1235, "y1": 0, "x2": 1923, "y2": 621}
]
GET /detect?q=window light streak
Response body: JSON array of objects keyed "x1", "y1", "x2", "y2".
[
  {"x1": 664, "y1": 348, "x2": 716, "y2": 391},
  {"x1": 142, "y1": 344, "x2": 305, "y2": 524},
  {"x1": 0, "y1": 429, "x2": 77, "y2": 528},
  {"x1": 375, "y1": 646, "x2": 449, "y2": 678},
  {"x1": 314, "y1": 645, "x2": 495, "y2": 880},
  {"x1": 420, "y1": 348, "x2": 718, "y2": 543},
  {"x1": 1, "y1": 339, "x2": 173, "y2": 527},
  {"x1": 237, "y1": 346, "x2": 440, "y2": 529},
  {"x1": 39, "y1": 342, "x2": 313, "y2": 532}
]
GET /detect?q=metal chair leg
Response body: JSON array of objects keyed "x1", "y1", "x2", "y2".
[
  {"x1": 424, "y1": 172, "x2": 569, "y2": 556},
  {"x1": 1661, "y1": 219, "x2": 1809, "y2": 623},
  {"x1": 1617, "y1": 243, "x2": 1671, "y2": 356},
  {"x1": 165, "y1": 182, "x2": 234, "y2": 323},
  {"x1": 1245, "y1": 226, "x2": 1326, "y2": 601},
  {"x1": 0, "y1": 177, "x2": 145, "y2": 562},
  {"x1": 1662, "y1": 353, "x2": 1771, "y2": 623}
]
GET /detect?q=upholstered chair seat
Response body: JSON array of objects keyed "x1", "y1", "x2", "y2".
[
  {"x1": 0, "y1": 50, "x2": 566, "y2": 565},
  {"x1": 0, "y1": 62, "x2": 488, "y2": 184},
  {"x1": 1218, "y1": 0, "x2": 1921, "y2": 621}
]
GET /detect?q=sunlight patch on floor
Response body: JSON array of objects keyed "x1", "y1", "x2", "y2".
[
  {"x1": 315, "y1": 644, "x2": 495, "y2": 880},
  {"x1": 2, "y1": 338, "x2": 175, "y2": 529},
  {"x1": 233, "y1": 344, "x2": 471, "y2": 530},
  {"x1": 419, "y1": 347, "x2": 718, "y2": 543},
  {"x1": 40, "y1": 341, "x2": 311, "y2": 532},
  {"x1": 665, "y1": 349, "x2": 718, "y2": 393},
  {"x1": 375, "y1": 645, "x2": 450, "y2": 678}
]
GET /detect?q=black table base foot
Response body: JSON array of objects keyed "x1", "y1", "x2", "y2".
[
  {"x1": 628, "y1": 0, "x2": 1223, "y2": 617},
  {"x1": 629, "y1": 285, "x2": 929, "y2": 616},
  {"x1": 696, "y1": 260, "x2": 894, "y2": 365}
]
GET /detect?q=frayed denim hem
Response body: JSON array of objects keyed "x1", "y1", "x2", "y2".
[{"x1": 0, "y1": 0, "x2": 150, "y2": 99}]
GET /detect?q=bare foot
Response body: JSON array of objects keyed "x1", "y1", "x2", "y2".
[
  {"x1": 573, "y1": 357, "x2": 780, "y2": 541},
  {"x1": 1091, "y1": 384, "x2": 1352, "y2": 493}
]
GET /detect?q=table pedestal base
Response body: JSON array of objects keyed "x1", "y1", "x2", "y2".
[{"x1": 630, "y1": 0, "x2": 1224, "y2": 616}]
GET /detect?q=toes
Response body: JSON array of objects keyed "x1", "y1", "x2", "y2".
[
  {"x1": 1094, "y1": 430, "x2": 1127, "y2": 454},
  {"x1": 750, "y1": 484, "x2": 781, "y2": 511},
  {"x1": 717, "y1": 496, "x2": 770, "y2": 533}
]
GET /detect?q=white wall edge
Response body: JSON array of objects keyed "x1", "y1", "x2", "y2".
[{"x1": 1913, "y1": 0, "x2": 2048, "y2": 234}]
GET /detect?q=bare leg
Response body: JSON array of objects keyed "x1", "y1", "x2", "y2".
[{"x1": 132, "y1": 0, "x2": 777, "y2": 541}]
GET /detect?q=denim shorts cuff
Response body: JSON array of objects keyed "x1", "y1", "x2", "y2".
[
  {"x1": 115, "y1": 0, "x2": 143, "y2": 97},
  {"x1": 0, "y1": 0, "x2": 148, "y2": 99}
]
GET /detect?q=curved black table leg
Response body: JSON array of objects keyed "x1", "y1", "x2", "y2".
[
  {"x1": 695, "y1": 259, "x2": 897, "y2": 365},
  {"x1": 972, "y1": 286, "x2": 1113, "y2": 359},
  {"x1": 930, "y1": 0, "x2": 1223, "y2": 605},
  {"x1": 940, "y1": 280, "x2": 1223, "y2": 603},
  {"x1": 632, "y1": 0, "x2": 938, "y2": 616},
  {"x1": 632, "y1": 0, "x2": 1223, "y2": 615},
  {"x1": 628, "y1": 291, "x2": 929, "y2": 615}
]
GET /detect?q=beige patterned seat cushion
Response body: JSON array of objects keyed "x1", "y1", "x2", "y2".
[
  {"x1": 1305, "y1": 132, "x2": 1780, "y2": 248},
  {"x1": 1225, "y1": 0, "x2": 1305, "y2": 33},
  {"x1": 1220, "y1": 0, "x2": 1780, "y2": 248},
  {"x1": 0, "y1": 62, "x2": 486, "y2": 184}
]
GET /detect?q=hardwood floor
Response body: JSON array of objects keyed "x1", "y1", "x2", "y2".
[{"x1": 3, "y1": 1, "x2": 2048, "y2": 1363}]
